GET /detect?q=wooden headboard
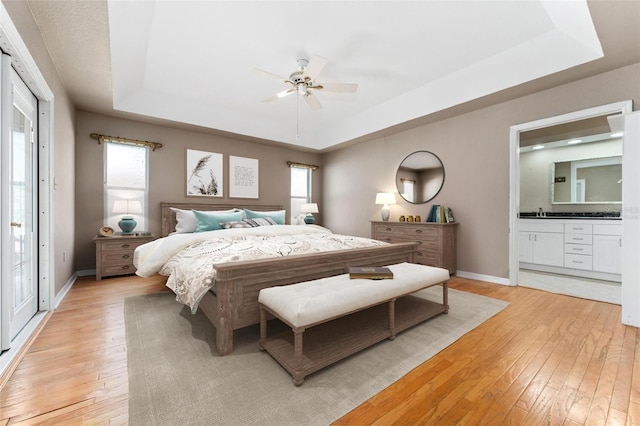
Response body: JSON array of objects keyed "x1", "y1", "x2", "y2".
[{"x1": 160, "y1": 202, "x2": 284, "y2": 237}]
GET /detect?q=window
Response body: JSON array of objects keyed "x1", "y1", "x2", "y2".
[
  {"x1": 104, "y1": 142, "x2": 149, "y2": 232},
  {"x1": 290, "y1": 166, "x2": 311, "y2": 224},
  {"x1": 401, "y1": 179, "x2": 415, "y2": 203}
]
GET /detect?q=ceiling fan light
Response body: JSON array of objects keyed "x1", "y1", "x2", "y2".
[{"x1": 297, "y1": 84, "x2": 307, "y2": 95}]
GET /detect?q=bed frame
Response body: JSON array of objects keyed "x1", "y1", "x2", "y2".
[{"x1": 160, "y1": 202, "x2": 418, "y2": 355}]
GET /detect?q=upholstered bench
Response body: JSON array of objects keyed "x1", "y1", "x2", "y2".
[{"x1": 258, "y1": 262, "x2": 450, "y2": 385}]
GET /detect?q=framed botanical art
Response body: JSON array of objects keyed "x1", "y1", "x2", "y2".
[
  {"x1": 186, "y1": 149, "x2": 223, "y2": 197},
  {"x1": 229, "y1": 155, "x2": 259, "y2": 199}
]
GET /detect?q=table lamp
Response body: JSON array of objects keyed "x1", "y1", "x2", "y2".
[
  {"x1": 375, "y1": 193, "x2": 396, "y2": 221},
  {"x1": 300, "y1": 203, "x2": 319, "y2": 224},
  {"x1": 112, "y1": 200, "x2": 142, "y2": 234}
]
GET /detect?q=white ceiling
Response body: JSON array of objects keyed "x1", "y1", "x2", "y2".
[{"x1": 25, "y1": 1, "x2": 640, "y2": 151}]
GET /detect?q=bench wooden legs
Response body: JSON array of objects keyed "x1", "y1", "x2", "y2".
[
  {"x1": 388, "y1": 298, "x2": 396, "y2": 340},
  {"x1": 292, "y1": 329, "x2": 305, "y2": 386},
  {"x1": 443, "y1": 280, "x2": 449, "y2": 314}
]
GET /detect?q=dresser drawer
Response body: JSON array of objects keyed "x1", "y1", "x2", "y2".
[
  {"x1": 371, "y1": 221, "x2": 457, "y2": 274},
  {"x1": 102, "y1": 251, "x2": 135, "y2": 265},
  {"x1": 565, "y1": 253, "x2": 593, "y2": 270},
  {"x1": 101, "y1": 263, "x2": 136, "y2": 276}
]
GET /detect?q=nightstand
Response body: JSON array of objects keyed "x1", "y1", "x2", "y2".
[{"x1": 93, "y1": 233, "x2": 155, "y2": 280}]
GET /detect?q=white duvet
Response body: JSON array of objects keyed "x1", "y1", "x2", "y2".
[{"x1": 134, "y1": 225, "x2": 388, "y2": 312}]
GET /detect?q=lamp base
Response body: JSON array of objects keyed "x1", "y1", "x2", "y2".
[
  {"x1": 118, "y1": 216, "x2": 137, "y2": 234},
  {"x1": 304, "y1": 214, "x2": 315, "y2": 224},
  {"x1": 381, "y1": 205, "x2": 390, "y2": 221}
]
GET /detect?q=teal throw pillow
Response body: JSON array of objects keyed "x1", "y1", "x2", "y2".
[
  {"x1": 244, "y1": 209, "x2": 286, "y2": 225},
  {"x1": 193, "y1": 210, "x2": 244, "y2": 232}
]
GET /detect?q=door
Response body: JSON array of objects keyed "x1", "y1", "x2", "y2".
[{"x1": 1, "y1": 57, "x2": 39, "y2": 348}]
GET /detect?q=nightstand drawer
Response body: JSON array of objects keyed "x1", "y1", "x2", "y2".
[
  {"x1": 94, "y1": 233, "x2": 155, "y2": 280},
  {"x1": 101, "y1": 240, "x2": 147, "y2": 252}
]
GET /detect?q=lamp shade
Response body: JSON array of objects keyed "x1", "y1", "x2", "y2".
[
  {"x1": 375, "y1": 193, "x2": 396, "y2": 205},
  {"x1": 112, "y1": 200, "x2": 142, "y2": 215},
  {"x1": 300, "y1": 203, "x2": 319, "y2": 214}
]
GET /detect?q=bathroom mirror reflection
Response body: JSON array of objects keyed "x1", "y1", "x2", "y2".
[
  {"x1": 519, "y1": 114, "x2": 623, "y2": 211},
  {"x1": 395, "y1": 151, "x2": 444, "y2": 204},
  {"x1": 552, "y1": 156, "x2": 622, "y2": 204}
]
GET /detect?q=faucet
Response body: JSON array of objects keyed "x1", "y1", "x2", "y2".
[{"x1": 538, "y1": 207, "x2": 544, "y2": 217}]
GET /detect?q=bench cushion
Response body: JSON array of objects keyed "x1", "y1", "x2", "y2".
[{"x1": 258, "y1": 262, "x2": 449, "y2": 328}]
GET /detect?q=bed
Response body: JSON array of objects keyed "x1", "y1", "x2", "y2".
[{"x1": 136, "y1": 202, "x2": 418, "y2": 355}]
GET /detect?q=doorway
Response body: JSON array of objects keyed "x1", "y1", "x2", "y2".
[{"x1": 508, "y1": 101, "x2": 633, "y2": 302}]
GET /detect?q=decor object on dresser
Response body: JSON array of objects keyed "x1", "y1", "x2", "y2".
[
  {"x1": 375, "y1": 192, "x2": 396, "y2": 221},
  {"x1": 300, "y1": 202, "x2": 319, "y2": 224},
  {"x1": 112, "y1": 200, "x2": 142, "y2": 234},
  {"x1": 94, "y1": 233, "x2": 154, "y2": 280},
  {"x1": 371, "y1": 220, "x2": 458, "y2": 274}
]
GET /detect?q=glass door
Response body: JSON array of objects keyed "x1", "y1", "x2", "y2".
[{"x1": 1, "y1": 60, "x2": 38, "y2": 347}]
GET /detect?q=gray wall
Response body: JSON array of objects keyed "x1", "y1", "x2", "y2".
[
  {"x1": 322, "y1": 63, "x2": 640, "y2": 280},
  {"x1": 4, "y1": 1, "x2": 77, "y2": 297},
  {"x1": 74, "y1": 112, "x2": 323, "y2": 270}
]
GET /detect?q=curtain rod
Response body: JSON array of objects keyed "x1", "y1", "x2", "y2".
[
  {"x1": 287, "y1": 161, "x2": 320, "y2": 171},
  {"x1": 90, "y1": 133, "x2": 163, "y2": 151}
]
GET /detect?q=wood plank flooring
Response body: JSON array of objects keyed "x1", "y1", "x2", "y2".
[{"x1": 0, "y1": 274, "x2": 637, "y2": 425}]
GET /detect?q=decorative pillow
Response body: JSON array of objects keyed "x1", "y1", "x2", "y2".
[
  {"x1": 193, "y1": 210, "x2": 244, "y2": 232},
  {"x1": 170, "y1": 207, "x2": 237, "y2": 233},
  {"x1": 243, "y1": 217, "x2": 277, "y2": 227},
  {"x1": 244, "y1": 209, "x2": 286, "y2": 225},
  {"x1": 220, "y1": 220, "x2": 252, "y2": 229}
]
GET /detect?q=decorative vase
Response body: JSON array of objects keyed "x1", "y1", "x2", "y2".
[
  {"x1": 118, "y1": 216, "x2": 137, "y2": 234},
  {"x1": 304, "y1": 214, "x2": 315, "y2": 224}
]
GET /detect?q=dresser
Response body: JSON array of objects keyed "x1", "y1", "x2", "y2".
[
  {"x1": 93, "y1": 233, "x2": 155, "y2": 280},
  {"x1": 371, "y1": 221, "x2": 458, "y2": 274}
]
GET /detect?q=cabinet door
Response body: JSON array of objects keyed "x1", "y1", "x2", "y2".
[
  {"x1": 519, "y1": 232, "x2": 533, "y2": 263},
  {"x1": 533, "y1": 232, "x2": 564, "y2": 267},
  {"x1": 593, "y1": 235, "x2": 622, "y2": 274}
]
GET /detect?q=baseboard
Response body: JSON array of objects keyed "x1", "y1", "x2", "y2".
[
  {"x1": 54, "y1": 272, "x2": 78, "y2": 309},
  {"x1": 76, "y1": 269, "x2": 96, "y2": 277},
  {"x1": 455, "y1": 271, "x2": 512, "y2": 286}
]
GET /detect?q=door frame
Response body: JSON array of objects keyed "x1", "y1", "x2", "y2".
[
  {"x1": 0, "y1": 3, "x2": 54, "y2": 338},
  {"x1": 508, "y1": 100, "x2": 633, "y2": 287}
]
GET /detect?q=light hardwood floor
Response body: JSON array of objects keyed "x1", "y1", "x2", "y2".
[{"x1": 0, "y1": 274, "x2": 638, "y2": 425}]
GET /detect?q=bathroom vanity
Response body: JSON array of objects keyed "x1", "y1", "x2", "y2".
[{"x1": 519, "y1": 217, "x2": 621, "y2": 282}]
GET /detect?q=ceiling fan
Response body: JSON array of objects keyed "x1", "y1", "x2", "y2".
[{"x1": 254, "y1": 55, "x2": 357, "y2": 111}]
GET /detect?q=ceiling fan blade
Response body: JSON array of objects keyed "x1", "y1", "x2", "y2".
[
  {"x1": 262, "y1": 88, "x2": 295, "y2": 103},
  {"x1": 253, "y1": 67, "x2": 288, "y2": 82},
  {"x1": 315, "y1": 82, "x2": 358, "y2": 93},
  {"x1": 302, "y1": 55, "x2": 328, "y2": 81},
  {"x1": 303, "y1": 93, "x2": 322, "y2": 111}
]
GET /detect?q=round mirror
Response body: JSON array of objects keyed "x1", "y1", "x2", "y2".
[{"x1": 395, "y1": 151, "x2": 445, "y2": 204}]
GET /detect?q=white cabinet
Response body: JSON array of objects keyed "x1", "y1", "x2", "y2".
[
  {"x1": 519, "y1": 221, "x2": 564, "y2": 267},
  {"x1": 519, "y1": 219, "x2": 621, "y2": 281},
  {"x1": 593, "y1": 224, "x2": 622, "y2": 274}
]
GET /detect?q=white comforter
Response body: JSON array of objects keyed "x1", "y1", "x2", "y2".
[{"x1": 134, "y1": 225, "x2": 388, "y2": 312}]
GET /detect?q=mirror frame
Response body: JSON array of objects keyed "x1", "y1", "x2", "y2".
[{"x1": 395, "y1": 150, "x2": 445, "y2": 204}]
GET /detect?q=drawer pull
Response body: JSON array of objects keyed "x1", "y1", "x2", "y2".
[
  {"x1": 573, "y1": 248, "x2": 583, "y2": 251},
  {"x1": 385, "y1": 227, "x2": 392, "y2": 232},
  {"x1": 122, "y1": 265, "x2": 130, "y2": 270},
  {"x1": 573, "y1": 227, "x2": 583, "y2": 230},
  {"x1": 572, "y1": 238, "x2": 583, "y2": 241},
  {"x1": 415, "y1": 229, "x2": 422, "y2": 234},
  {"x1": 572, "y1": 260, "x2": 583, "y2": 264},
  {"x1": 122, "y1": 254, "x2": 130, "y2": 259},
  {"x1": 121, "y1": 243, "x2": 131, "y2": 248},
  {"x1": 416, "y1": 252, "x2": 423, "y2": 256},
  {"x1": 415, "y1": 240, "x2": 423, "y2": 244}
]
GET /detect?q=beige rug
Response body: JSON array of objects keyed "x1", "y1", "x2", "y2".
[{"x1": 125, "y1": 287, "x2": 508, "y2": 426}]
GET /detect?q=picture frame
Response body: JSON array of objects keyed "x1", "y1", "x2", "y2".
[
  {"x1": 186, "y1": 149, "x2": 223, "y2": 197},
  {"x1": 229, "y1": 155, "x2": 259, "y2": 199}
]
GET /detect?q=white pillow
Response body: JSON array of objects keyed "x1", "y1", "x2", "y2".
[{"x1": 170, "y1": 207, "x2": 238, "y2": 233}]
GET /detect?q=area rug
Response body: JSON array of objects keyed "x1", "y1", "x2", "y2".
[{"x1": 125, "y1": 287, "x2": 508, "y2": 426}]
